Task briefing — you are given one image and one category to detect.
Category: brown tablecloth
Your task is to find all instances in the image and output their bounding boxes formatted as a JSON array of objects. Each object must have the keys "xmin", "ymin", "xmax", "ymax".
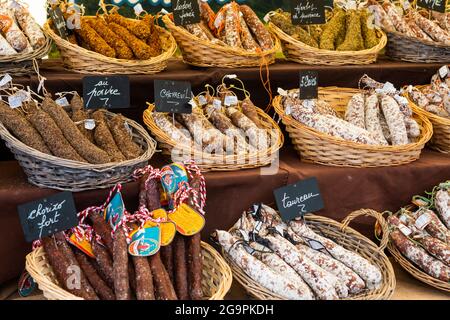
[{"xmin": 1, "ymin": 148, "xmax": 448, "ymax": 285}]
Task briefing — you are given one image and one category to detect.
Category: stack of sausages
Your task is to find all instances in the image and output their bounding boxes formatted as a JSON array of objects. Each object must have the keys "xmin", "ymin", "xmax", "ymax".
[
  {"xmin": 41, "ymin": 173, "xmax": 204, "ymax": 300},
  {"xmin": 214, "ymin": 204, "xmax": 383, "ymax": 300}
]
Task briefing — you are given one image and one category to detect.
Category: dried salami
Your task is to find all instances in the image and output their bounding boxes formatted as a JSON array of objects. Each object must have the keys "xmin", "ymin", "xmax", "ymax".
[
  {"xmin": 148, "ymin": 252, "xmax": 178, "ymax": 300},
  {"xmin": 239, "ymin": 5, "xmax": 273, "ymax": 50},
  {"xmin": 91, "ymin": 239, "xmax": 115, "ymax": 289},
  {"xmin": 435, "ymin": 189, "xmax": 450, "ymax": 229},
  {"xmin": 345, "ymin": 93, "xmax": 366, "ymax": 129},
  {"xmin": 132, "ymin": 256, "xmax": 155, "ymax": 300},
  {"xmin": 380, "ymin": 95, "xmax": 408, "ymax": 145},
  {"xmin": 173, "ymin": 234, "xmax": 190, "ymax": 300},
  {"xmin": 113, "ymin": 228, "xmax": 131, "ymax": 300}
]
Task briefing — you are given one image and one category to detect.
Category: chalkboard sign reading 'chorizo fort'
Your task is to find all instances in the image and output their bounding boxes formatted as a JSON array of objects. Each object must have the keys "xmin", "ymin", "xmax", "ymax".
[
  {"xmin": 83, "ymin": 76, "xmax": 130, "ymax": 109},
  {"xmin": 172, "ymin": 0, "xmax": 201, "ymax": 26},
  {"xmin": 18, "ymin": 192, "xmax": 79, "ymax": 243},
  {"xmin": 299, "ymin": 70, "xmax": 319, "ymax": 100},
  {"xmin": 154, "ymin": 80, "xmax": 193, "ymax": 114},
  {"xmin": 290, "ymin": 0, "xmax": 326, "ymax": 25},
  {"xmin": 274, "ymin": 177, "xmax": 324, "ymax": 221}
]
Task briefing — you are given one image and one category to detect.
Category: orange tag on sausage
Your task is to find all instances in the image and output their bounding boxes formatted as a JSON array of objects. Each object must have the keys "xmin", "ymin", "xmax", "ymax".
[
  {"xmin": 69, "ymin": 233, "xmax": 95, "ymax": 258},
  {"xmin": 151, "ymin": 209, "xmax": 176, "ymax": 246},
  {"xmin": 168, "ymin": 204, "xmax": 205, "ymax": 236}
]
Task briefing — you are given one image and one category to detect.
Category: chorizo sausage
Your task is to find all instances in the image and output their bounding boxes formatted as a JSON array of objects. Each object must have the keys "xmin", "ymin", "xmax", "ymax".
[
  {"xmin": 148, "ymin": 252, "xmax": 178, "ymax": 300},
  {"xmin": 91, "ymin": 239, "xmax": 115, "ymax": 289},
  {"xmin": 173, "ymin": 234, "xmax": 190, "ymax": 300},
  {"xmin": 132, "ymin": 256, "xmax": 155, "ymax": 300},
  {"xmin": 113, "ymin": 228, "xmax": 131, "ymax": 300}
]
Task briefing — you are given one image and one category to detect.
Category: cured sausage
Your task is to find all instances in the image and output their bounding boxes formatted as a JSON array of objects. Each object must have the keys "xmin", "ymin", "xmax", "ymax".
[
  {"xmin": 160, "ymin": 245, "xmax": 175, "ymax": 284},
  {"xmin": 92, "ymin": 110, "xmax": 126, "ymax": 163},
  {"xmin": 435, "ymin": 189, "xmax": 450, "ymax": 229},
  {"xmin": 70, "ymin": 94, "xmax": 95, "ymax": 144},
  {"xmin": 215, "ymin": 230, "xmax": 310, "ymax": 300},
  {"xmin": 113, "ymin": 228, "xmax": 131, "ymax": 300},
  {"xmin": 148, "ymin": 252, "xmax": 178, "ymax": 300},
  {"xmin": 364, "ymin": 94, "xmax": 388, "ymax": 145},
  {"xmin": 91, "ymin": 239, "xmax": 114, "ymax": 289},
  {"xmin": 0, "ymin": 5, "xmax": 31, "ymax": 53},
  {"xmin": 380, "ymin": 95, "xmax": 408, "ymax": 145},
  {"xmin": 226, "ymin": 107, "xmax": 268, "ymax": 150},
  {"xmin": 241, "ymin": 97, "xmax": 262, "ymax": 128},
  {"xmin": 223, "ymin": 3, "xmax": 242, "ymax": 48},
  {"xmin": 238, "ymin": 14, "xmax": 259, "ymax": 51},
  {"xmin": 239, "ymin": 5, "xmax": 273, "ymax": 50},
  {"xmin": 173, "ymin": 234, "xmax": 190, "ymax": 300},
  {"xmin": 13, "ymin": 1, "xmax": 46, "ymax": 49},
  {"xmin": 289, "ymin": 220, "xmax": 383, "ymax": 289},
  {"xmin": 410, "ymin": 209, "xmax": 450, "ymax": 243},
  {"xmin": 411, "ymin": 11, "xmax": 450, "ymax": 45},
  {"xmin": 345, "ymin": 93, "xmax": 366, "ymax": 129},
  {"xmin": 90, "ymin": 211, "xmax": 114, "ymax": 254},
  {"xmin": 108, "ymin": 114, "xmax": 142, "ymax": 160},
  {"xmin": 132, "ymin": 256, "xmax": 155, "ymax": 300},
  {"xmin": 74, "ymin": 250, "xmax": 115, "ymax": 300}
]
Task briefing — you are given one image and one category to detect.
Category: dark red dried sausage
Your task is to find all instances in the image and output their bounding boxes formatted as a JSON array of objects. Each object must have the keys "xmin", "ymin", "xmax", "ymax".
[
  {"xmin": 132, "ymin": 256, "xmax": 155, "ymax": 300},
  {"xmin": 160, "ymin": 245, "xmax": 174, "ymax": 284},
  {"xmin": 113, "ymin": 228, "xmax": 131, "ymax": 300},
  {"xmin": 148, "ymin": 252, "xmax": 178, "ymax": 300},
  {"xmin": 90, "ymin": 211, "xmax": 114, "ymax": 254},
  {"xmin": 173, "ymin": 234, "xmax": 189, "ymax": 300},
  {"xmin": 91, "ymin": 239, "xmax": 115, "ymax": 289}
]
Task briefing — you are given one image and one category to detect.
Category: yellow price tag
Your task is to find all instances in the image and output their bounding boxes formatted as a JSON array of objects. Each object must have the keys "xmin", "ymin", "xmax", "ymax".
[
  {"xmin": 168, "ymin": 203, "xmax": 205, "ymax": 236},
  {"xmin": 151, "ymin": 209, "xmax": 176, "ymax": 246},
  {"xmin": 69, "ymin": 233, "xmax": 95, "ymax": 258}
]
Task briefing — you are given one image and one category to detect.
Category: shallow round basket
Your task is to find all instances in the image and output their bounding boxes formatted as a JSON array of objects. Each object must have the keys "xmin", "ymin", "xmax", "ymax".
[
  {"xmin": 26, "ymin": 241, "xmax": 232, "ymax": 300},
  {"xmin": 224, "ymin": 209, "xmax": 395, "ymax": 300},
  {"xmin": 406, "ymin": 85, "xmax": 450, "ymax": 153},
  {"xmin": 273, "ymin": 87, "xmax": 433, "ymax": 168},
  {"xmin": 385, "ymin": 31, "xmax": 450, "ymax": 63},
  {"xmin": 143, "ymin": 104, "xmax": 284, "ymax": 171},
  {"xmin": 268, "ymin": 22, "xmax": 386, "ymax": 66},
  {"xmin": 163, "ymin": 15, "xmax": 280, "ymax": 68},
  {"xmin": 0, "ymin": 111, "xmax": 157, "ymax": 192},
  {"xmin": 43, "ymin": 17, "xmax": 177, "ymax": 75}
]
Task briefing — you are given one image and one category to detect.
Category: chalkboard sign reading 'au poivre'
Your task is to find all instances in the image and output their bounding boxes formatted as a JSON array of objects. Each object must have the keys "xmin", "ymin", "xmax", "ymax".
[
  {"xmin": 83, "ymin": 76, "xmax": 130, "ymax": 109},
  {"xmin": 290, "ymin": 0, "xmax": 326, "ymax": 25},
  {"xmin": 50, "ymin": 7, "xmax": 68, "ymax": 40},
  {"xmin": 299, "ymin": 71, "xmax": 319, "ymax": 100},
  {"xmin": 18, "ymin": 192, "xmax": 78, "ymax": 243},
  {"xmin": 274, "ymin": 177, "xmax": 324, "ymax": 222},
  {"xmin": 154, "ymin": 80, "xmax": 192, "ymax": 114},
  {"xmin": 417, "ymin": 0, "xmax": 446, "ymax": 13},
  {"xmin": 172, "ymin": 0, "xmax": 201, "ymax": 26}
]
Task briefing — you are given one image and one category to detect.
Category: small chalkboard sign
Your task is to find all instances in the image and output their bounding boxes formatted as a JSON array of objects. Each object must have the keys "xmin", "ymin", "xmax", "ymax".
[
  {"xmin": 18, "ymin": 192, "xmax": 78, "ymax": 243},
  {"xmin": 417, "ymin": 0, "xmax": 446, "ymax": 13},
  {"xmin": 154, "ymin": 80, "xmax": 193, "ymax": 114},
  {"xmin": 172, "ymin": 0, "xmax": 201, "ymax": 26},
  {"xmin": 324, "ymin": 0, "xmax": 334, "ymax": 9},
  {"xmin": 299, "ymin": 71, "xmax": 319, "ymax": 100},
  {"xmin": 274, "ymin": 177, "xmax": 324, "ymax": 222},
  {"xmin": 50, "ymin": 7, "xmax": 68, "ymax": 40},
  {"xmin": 83, "ymin": 76, "xmax": 130, "ymax": 109},
  {"xmin": 290, "ymin": 0, "xmax": 326, "ymax": 25}
]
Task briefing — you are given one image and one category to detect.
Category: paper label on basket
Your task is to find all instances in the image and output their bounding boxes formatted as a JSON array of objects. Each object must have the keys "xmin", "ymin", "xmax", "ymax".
[
  {"xmin": 172, "ymin": 0, "xmax": 201, "ymax": 26},
  {"xmin": 69, "ymin": 233, "xmax": 95, "ymax": 258},
  {"xmin": 290, "ymin": 0, "xmax": 326, "ymax": 25},
  {"xmin": 55, "ymin": 97, "xmax": 70, "ymax": 107},
  {"xmin": 104, "ymin": 191, "xmax": 125, "ymax": 229},
  {"xmin": 399, "ymin": 224, "xmax": 412, "ymax": 237},
  {"xmin": 168, "ymin": 203, "xmax": 205, "ymax": 236},
  {"xmin": 417, "ymin": 0, "xmax": 446, "ymax": 13},
  {"xmin": 439, "ymin": 66, "xmax": 449, "ymax": 79},
  {"xmin": 134, "ymin": 3, "xmax": 144, "ymax": 16},
  {"xmin": 198, "ymin": 95, "xmax": 208, "ymax": 106},
  {"xmin": 415, "ymin": 212, "xmax": 431, "ymax": 231},
  {"xmin": 0, "ymin": 74, "xmax": 12, "ymax": 88},
  {"xmin": 84, "ymin": 119, "xmax": 96, "ymax": 130},
  {"xmin": 17, "ymin": 192, "xmax": 78, "ymax": 242},
  {"xmin": 213, "ymin": 99, "xmax": 222, "ymax": 110},
  {"xmin": 224, "ymin": 95, "xmax": 239, "ymax": 107},
  {"xmin": 399, "ymin": 214, "xmax": 408, "ymax": 224},
  {"xmin": 128, "ymin": 223, "xmax": 161, "ymax": 257},
  {"xmin": 8, "ymin": 94, "xmax": 22, "ymax": 109}
]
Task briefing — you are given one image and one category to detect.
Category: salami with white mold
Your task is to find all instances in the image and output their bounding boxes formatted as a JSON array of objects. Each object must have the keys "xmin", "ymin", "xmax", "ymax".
[{"xmin": 435, "ymin": 189, "xmax": 450, "ymax": 229}]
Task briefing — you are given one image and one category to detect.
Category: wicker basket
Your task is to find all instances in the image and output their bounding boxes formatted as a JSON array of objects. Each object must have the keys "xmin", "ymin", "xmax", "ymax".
[
  {"xmin": 224, "ymin": 209, "xmax": 396, "ymax": 300},
  {"xmin": 268, "ymin": 22, "xmax": 387, "ymax": 66},
  {"xmin": 0, "ymin": 34, "xmax": 52, "ymax": 76},
  {"xmin": 26, "ymin": 241, "xmax": 232, "ymax": 300},
  {"xmin": 385, "ymin": 31, "xmax": 450, "ymax": 63},
  {"xmin": 43, "ymin": 17, "xmax": 177, "ymax": 75},
  {"xmin": 143, "ymin": 104, "xmax": 284, "ymax": 172},
  {"xmin": 273, "ymin": 87, "xmax": 433, "ymax": 168},
  {"xmin": 163, "ymin": 15, "xmax": 280, "ymax": 68},
  {"xmin": 0, "ymin": 111, "xmax": 157, "ymax": 192},
  {"xmin": 406, "ymin": 85, "xmax": 450, "ymax": 153}
]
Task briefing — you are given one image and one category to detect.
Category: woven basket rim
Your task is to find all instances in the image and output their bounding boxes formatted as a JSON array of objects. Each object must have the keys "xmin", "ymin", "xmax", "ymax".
[
  {"xmin": 268, "ymin": 22, "xmax": 387, "ymax": 56},
  {"xmin": 387, "ymin": 30, "xmax": 450, "ymax": 49},
  {"xmin": 0, "ymin": 29, "xmax": 52, "ymax": 63},
  {"xmin": 162, "ymin": 15, "xmax": 280, "ymax": 58},
  {"xmin": 26, "ymin": 241, "xmax": 233, "ymax": 300},
  {"xmin": 223, "ymin": 209, "xmax": 396, "ymax": 300},
  {"xmin": 406, "ymin": 85, "xmax": 450, "ymax": 126},
  {"xmin": 273, "ymin": 87, "xmax": 433, "ymax": 152},
  {"xmin": 0, "ymin": 111, "xmax": 156, "ymax": 170},
  {"xmin": 143, "ymin": 103, "xmax": 285, "ymax": 170},
  {"xmin": 43, "ymin": 17, "xmax": 177, "ymax": 67}
]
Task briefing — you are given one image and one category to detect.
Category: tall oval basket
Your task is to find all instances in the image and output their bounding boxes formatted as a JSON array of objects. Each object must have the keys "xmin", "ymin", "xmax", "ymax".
[
  {"xmin": 163, "ymin": 15, "xmax": 280, "ymax": 68},
  {"xmin": 26, "ymin": 242, "xmax": 233, "ymax": 300},
  {"xmin": 43, "ymin": 17, "xmax": 177, "ymax": 75},
  {"xmin": 273, "ymin": 87, "xmax": 433, "ymax": 167},
  {"xmin": 0, "ymin": 111, "xmax": 157, "ymax": 192},
  {"xmin": 224, "ymin": 209, "xmax": 396, "ymax": 300},
  {"xmin": 268, "ymin": 22, "xmax": 387, "ymax": 66}
]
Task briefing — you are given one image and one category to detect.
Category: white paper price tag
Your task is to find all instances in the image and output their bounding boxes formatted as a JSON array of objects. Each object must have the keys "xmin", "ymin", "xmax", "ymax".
[
  {"xmin": 224, "ymin": 95, "xmax": 238, "ymax": 106},
  {"xmin": 415, "ymin": 213, "xmax": 431, "ymax": 230},
  {"xmin": 277, "ymin": 88, "xmax": 288, "ymax": 96},
  {"xmin": 303, "ymin": 99, "xmax": 315, "ymax": 109},
  {"xmin": 308, "ymin": 239, "xmax": 326, "ymax": 251},
  {"xmin": 84, "ymin": 119, "xmax": 96, "ymax": 130},
  {"xmin": 394, "ymin": 94, "xmax": 409, "ymax": 106},
  {"xmin": 0, "ymin": 74, "xmax": 12, "ymax": 88},
  {"xmin": 382, "ymin": 82, "xmax": 397, "ymax": 95},
  {"xmin": 214, "ymin": 12, "xmax": 224, "ymax": 29},
  {"xmin": 285, "ymin": 105, "xmax": 292, "ymax": 115},
  {"xmin": 55, "ymin": 97, "xmax": 70, "ymax": 107},
  {"xmin": 134, "ymin": 3, "xmax": 144, "ymax": 16},
  {"xmin": 213, "ymin": 99, "xmax": 222, "ymax": 110},
  {"xmin": 399, "ymin": 224, "xmax": 412, "ymax": 237},
  {"xmin": 239, "ymin": 229, "xmax": 250, "ymax": 242},
  {"xmin": 197, "ymin": 95, "xmax": 208, "ymax": 106},
  {"xmin": 439, "ymin": 66, "xmax": 449, "ymax": 79},
  {"xmin": 8, "ymin": 94, "xmax": 22, "ymax": 109},
  {"xmin": 124, "ymin": 122, "xmax": 132, "ymax": 135}
]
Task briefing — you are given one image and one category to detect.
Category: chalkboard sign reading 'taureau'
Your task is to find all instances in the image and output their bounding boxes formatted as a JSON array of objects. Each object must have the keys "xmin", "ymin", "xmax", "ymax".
[
  {"xmin": 83, "ymin": 76, "xmax": 130, "ymax": 109},
  {"xmin": 417, "ymin": 0, "xmax": 446, "ymax": 13},
  {"xmin": 154, "ymin": 80, "xmax": 193, "ymax": 114},
  {"xmin": 18, "ymin": 192, "xmax": 78, "ymax": 243},
  {"xmin": 299, "ymin": 70, "xmax": 319, "ymax": 100},
  {"xmin": 290, "ymin": 0, "xmax": 326, "ymax": 25},
  {"xmin": 274, "ymin": 177, "xmax": 324, "ymax": 222},
  {"xmin": 50, "ymin": 7, "xmax": 68, "ymax": 40},
  {"xmin": 172, "ymin": 0, "xmax": 201, "ymax": 26}
]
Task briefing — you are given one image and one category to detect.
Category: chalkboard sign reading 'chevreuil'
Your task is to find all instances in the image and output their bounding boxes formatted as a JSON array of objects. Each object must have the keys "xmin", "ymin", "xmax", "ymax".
[
  {"xmin": 18, "ymin": 192, "xmax": 79, "ymax": 243},
  {"xmin": 172, "ymin": 0, "xmax": 201, "ymax": 26},
  {"xmin": 417, "ymin": 0, "xmax": 446, "ymax": 13},
  {"xmin": 154, "ymin": 80, "xmax": 193, "ymax": 114},
  {"xmin": 50, "ymin": 7, "xmax": 68, "ymax": 40},
  {"xmin": 290, "ymin": 0, "xmax": 326, "ymax": 25},
  {"xmin": 83, "ymin": 76, "xmax": 130, "ymax": 109},
  {"xmin": 274, "ymin": 177, "xmax": 324, "ymax": 222},
  {"xmin": 299, "ymin": 71, "xmax": 319, "ymax": 100}
]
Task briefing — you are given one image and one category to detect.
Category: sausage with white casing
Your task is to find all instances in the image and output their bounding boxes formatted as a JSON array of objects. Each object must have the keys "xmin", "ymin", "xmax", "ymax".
[
  {"xmin": 345, "ymin": 93, "xmax": 366, "ymax": 129},
  {"xmin": 435, "ymin": 189, "xmax": 450, "ymax": 229},
  {"xmin": 364, "ymin": 94, "xmax": 388, "ymax": 145},
  {"xmin": 380, "ymin": 95, "xmax": 408, "ymax": 145},
  {"xmin": 289, "ymin": 219, "xmax": 383, "ymax": 289}
]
